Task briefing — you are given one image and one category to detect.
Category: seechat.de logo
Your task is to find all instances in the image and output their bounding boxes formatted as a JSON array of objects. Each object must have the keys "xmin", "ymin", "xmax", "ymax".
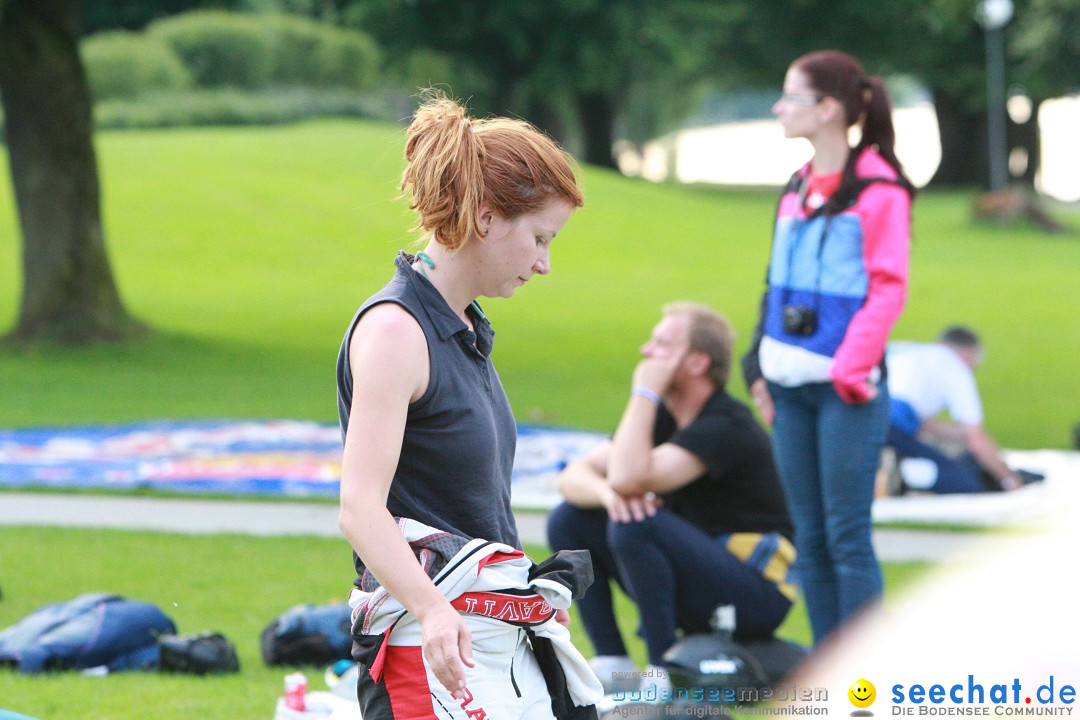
[{"xmin": 849, "ymin": 678, "xmax": 877, "ymax": 716}]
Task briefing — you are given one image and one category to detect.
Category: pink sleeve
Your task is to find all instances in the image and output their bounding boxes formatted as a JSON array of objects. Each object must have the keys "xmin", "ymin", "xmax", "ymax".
[{"xmin": 830, "ymin": 183, "xmax": 911, "ymax": 403}]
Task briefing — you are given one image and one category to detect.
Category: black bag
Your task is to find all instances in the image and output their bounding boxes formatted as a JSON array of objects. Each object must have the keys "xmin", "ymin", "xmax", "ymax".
[
  {"xmin": 158, "ymin": 632, "xmax": 240, "ymax": 675},
  {"xmin": 261, "ymin": 603, "xmax": 353, "ymax": 667}
]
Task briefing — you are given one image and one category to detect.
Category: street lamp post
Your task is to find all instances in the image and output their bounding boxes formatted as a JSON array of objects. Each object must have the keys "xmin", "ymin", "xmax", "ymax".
[{"xmin": 976, "ymin": 0, "xmax": 1014, "ymax": 192}]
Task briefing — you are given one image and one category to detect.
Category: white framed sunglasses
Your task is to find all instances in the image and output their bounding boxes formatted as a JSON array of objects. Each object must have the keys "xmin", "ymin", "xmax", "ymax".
[{"xmin": 779, "ymin": 92, "xmax": 823, "ymax": 106}]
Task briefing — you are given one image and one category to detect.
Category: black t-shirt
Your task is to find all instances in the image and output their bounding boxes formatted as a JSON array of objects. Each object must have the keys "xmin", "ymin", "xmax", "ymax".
[{"xmin": 654, "ymin": 390, "xmax": 793, "ymax": 540}]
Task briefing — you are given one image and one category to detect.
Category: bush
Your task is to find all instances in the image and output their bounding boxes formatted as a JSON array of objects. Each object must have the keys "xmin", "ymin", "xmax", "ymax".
[
  {"xmin": 147, "ymin": 10, "xmax": 380, "ymax": 92},
  {"xmin": 261, "ymin": 13, "xmax": 326, "ymax": 86},
  {"xmin": 148, "ymin": 11, "xmax": 277, "ymax": 89},
  {"xmin": 81, "ymin": 31, "xmax": 192, "ymax": 101},
  {"xmin": 92, "ymin": 88, "xmax": 388, "ymax": 130},
  {"xmin": 310, "ymin": 27, "xmax": 381, "ymax": 91},
  {"xmin": 396, "ymin": 48, "xmax": 456, "ymax": 90}
]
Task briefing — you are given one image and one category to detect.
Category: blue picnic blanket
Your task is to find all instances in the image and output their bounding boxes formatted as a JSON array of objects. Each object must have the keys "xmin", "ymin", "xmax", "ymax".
[{"xmin": 0, "ymin": 420, "xmax": 603, "ymax": 508}]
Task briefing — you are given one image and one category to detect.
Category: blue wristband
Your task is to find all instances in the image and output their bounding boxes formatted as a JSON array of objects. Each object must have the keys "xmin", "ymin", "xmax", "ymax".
[{"xmin": 631, "ymin": 387, "xmax": 662, "ymax": 405}]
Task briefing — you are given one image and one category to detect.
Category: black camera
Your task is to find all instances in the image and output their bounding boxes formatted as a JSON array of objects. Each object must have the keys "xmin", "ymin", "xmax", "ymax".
[{"xmin": 782, "ymin": 305, "xmax": 817, "ymax": 335}]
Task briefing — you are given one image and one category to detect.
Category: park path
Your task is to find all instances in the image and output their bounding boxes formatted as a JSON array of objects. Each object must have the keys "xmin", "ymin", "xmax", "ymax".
[{"xmin": 0, "ymin": 491, "xmax": 975, "ymax": 563}]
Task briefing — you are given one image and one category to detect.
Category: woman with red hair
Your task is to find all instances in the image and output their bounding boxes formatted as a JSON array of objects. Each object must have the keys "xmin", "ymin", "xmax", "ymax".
[{"xmin": 336, "ymin": 92, "xmax": 589, "ymax": 719}]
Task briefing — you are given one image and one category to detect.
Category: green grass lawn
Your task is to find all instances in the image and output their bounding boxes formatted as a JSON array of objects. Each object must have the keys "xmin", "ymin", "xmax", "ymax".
[
  {"xmin": 1, "ymin": 119, "xmax": 1078, "ymax": 448},
  {"xmin": 0, "ymin": 121, "xmax": 1069, "ymax": 719},
  {"xmin": 0, "ymin": 526, "xmax": 932, "ymax": 720}
]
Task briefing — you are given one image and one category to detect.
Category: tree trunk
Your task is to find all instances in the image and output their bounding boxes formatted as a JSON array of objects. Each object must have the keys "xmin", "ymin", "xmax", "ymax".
[
  {"xmin": 525, "ymin": 95, "xmax": 570, "ymax": 150},
  {"xmin": 574, "ymin": 91, "xmax": 618, "ymax": 170},
  {"xmin": 1007, "ymin": 96, "xmax": 1042, "ymax": 189},
  {"xmin": 0, "ymin": 0, "xmax": 144, "ymax": 344},
  {"xmin": 928, "ymin": 86, "xmax": 988, "ymax": 188}
]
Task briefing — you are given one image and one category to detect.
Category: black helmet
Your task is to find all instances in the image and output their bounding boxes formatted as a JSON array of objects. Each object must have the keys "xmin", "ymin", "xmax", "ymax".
[
  {"xmin": 662, "ymin": 632, "xmax": 768, "ymax": 696},
  {"xmin": 662, "ymin": 606, "xmax": 768, "ymax": 697}
]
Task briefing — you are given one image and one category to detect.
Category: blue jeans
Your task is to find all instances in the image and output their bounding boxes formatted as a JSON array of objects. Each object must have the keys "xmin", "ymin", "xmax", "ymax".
[
  {"xmin": 547, "ymin": 503, "xmax": 791, "ymax": 665},
  {"xmin": 768, "ymin": 381, "xmax": 889, "ymax": 644}
]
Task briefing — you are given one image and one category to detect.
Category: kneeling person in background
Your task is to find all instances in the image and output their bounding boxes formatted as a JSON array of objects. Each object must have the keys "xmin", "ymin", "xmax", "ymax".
[{"xmin": 885, "ymin": 326, "xmax": 1043, "ymax": 494}]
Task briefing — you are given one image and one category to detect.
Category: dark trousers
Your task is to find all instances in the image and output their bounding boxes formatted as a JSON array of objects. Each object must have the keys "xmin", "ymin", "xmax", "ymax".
[
  {"xmin": 546, "ymin": 503, "xmax": 791, "ymax": 665},
  {"xmin": 887, "ymin": 426, "xmax": 985, "ymax": 493}
]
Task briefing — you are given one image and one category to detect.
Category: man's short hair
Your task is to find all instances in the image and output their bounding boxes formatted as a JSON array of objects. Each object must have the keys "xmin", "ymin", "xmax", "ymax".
[
  {"xmin": 662, "ymin": 301, "xmax": 735, "ymax": 388},
  {"xmin": 939, "ymin": 325, "xmax": 981, "ymax": 349}
]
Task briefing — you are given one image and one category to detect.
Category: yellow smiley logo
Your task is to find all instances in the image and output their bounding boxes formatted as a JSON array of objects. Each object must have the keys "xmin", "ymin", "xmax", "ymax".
[{"xmin": 848, "ymin": 678, "xmax": 876, "ymax": 708}]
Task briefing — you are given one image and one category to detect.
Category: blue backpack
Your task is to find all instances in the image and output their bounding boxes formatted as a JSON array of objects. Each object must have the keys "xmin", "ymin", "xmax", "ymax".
[{"xmin": 0, "ymin": 593, "xmax": 176, "ymax": 673}]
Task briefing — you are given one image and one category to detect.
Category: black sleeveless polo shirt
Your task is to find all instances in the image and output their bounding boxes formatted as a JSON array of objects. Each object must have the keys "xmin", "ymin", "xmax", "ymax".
[{"xmin": 336, "ymin": 252, "xmax": 520, "ymax": 580}]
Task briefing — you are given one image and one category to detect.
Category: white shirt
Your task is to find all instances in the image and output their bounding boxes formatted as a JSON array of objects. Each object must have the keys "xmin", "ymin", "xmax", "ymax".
[{"xmin": 886, "ymin": 342, "xmax": 983, "ymax": 425}]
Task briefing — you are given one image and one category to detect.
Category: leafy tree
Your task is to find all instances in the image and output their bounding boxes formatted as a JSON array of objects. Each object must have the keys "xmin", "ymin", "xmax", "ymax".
[
  {"xmin": 344, "ymin": 1, "xmax": 543, "ymax": 129},
  {"xmin": 895, "ymin": 0, "xmax": 992, "ymax": 187},
  {"xmin": 528, "ymin": 1, "xmax": 737, "ymax": 167},
  {"xmin": 705, "ymin": 0, "xmax": 1074, "ymax": 188},
  {"xmin": 345, "ymin": 0, "xmax": 732, "ymax": 168},
  {"xmin": 1010, "ymin": 0, "xmax": 1080, "ymax": 186},
  {"xmin": 874, "ymin": 0, "xmax": 1078, "ymax": 188},
  {"xmin": 0, "ymin": 0, "xmax": 144, "ymax": 343},
  {"xmin": 82, "ymin": 0, "xmax": 244, "ymax": 34},
  {"xmin": 700, "ymin": 0, "xmax": 982, "ymax": 186}
]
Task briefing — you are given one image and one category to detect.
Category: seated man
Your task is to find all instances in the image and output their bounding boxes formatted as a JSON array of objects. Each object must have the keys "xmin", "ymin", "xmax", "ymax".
[
  {"xmin": 546, "ymin": 302, "xmax": 795, "ymax": 690},
  {"xmin": 885, "ymin": 325, "xmax": 1042, "ymax": 493}
]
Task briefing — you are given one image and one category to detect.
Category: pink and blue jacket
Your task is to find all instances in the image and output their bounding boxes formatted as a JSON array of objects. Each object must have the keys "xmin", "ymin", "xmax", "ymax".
[{"xmin": 749, "ymin": 148, "xmax": 910, "ymax": 401}]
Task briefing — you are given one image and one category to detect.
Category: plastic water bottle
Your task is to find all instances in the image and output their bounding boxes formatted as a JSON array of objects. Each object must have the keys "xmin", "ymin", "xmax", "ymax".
[
  {"xmin": 284, "ymin": 671, "xmax": 308, "ymax": 711},
  {"xmin": 710, "ymin": 604, "xmax": 737, "ymax": 638},
  {"xmin": 325, "ymin": 660, "xmax": 360, "ymax": 700}
]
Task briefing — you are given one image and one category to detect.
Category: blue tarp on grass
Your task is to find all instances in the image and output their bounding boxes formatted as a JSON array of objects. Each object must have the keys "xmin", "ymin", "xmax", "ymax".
[
  {"xmin": 0, "ymin": 710, "xmax": 40, "ymax": 720},
  {"xmin": 0, "ymin": 420, "xmax": 604, "ymax": 509}
]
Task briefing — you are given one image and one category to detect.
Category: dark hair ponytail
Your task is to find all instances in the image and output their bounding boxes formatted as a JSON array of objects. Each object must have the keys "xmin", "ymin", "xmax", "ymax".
[
  {"xmin": 794, "ymin": 51, "xmax": 915, "ymax": 212},
  {"xmin": 861, "ymin": 77, "xmax": 898, "ymax": 166}
]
